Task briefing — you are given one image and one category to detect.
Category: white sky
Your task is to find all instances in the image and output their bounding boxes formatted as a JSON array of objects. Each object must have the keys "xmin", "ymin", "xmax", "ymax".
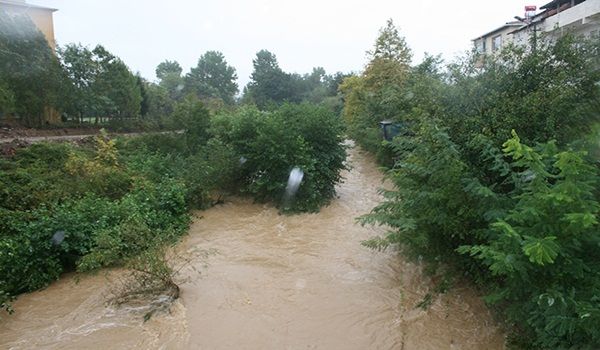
[{"xmin": 32, "ymin": 0, "xmax": 543, "ymax": 87}]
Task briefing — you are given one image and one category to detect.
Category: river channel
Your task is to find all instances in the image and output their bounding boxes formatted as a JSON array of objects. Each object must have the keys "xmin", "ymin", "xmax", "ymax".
[{"xmin": 0, "ymin": 145, "xmax": 505, "ymax": 349}]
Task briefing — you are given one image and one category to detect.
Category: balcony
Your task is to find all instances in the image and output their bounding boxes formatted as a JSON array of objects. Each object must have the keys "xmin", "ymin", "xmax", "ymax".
[{"xmin": 543, "ymin": 0, "xmax": 600, "ymax": 31}]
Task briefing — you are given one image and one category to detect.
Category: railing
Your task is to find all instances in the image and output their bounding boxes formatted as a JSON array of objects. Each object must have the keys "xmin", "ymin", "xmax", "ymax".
[{"xmin": 544, "ymin": 0, "xmax": 600, "ymax": 30}]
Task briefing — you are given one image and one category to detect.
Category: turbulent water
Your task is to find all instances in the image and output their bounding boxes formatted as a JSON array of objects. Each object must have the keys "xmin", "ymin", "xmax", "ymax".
[{"xmin": 0, "ymin": 144, "xmax": 505, "ymax": 349}]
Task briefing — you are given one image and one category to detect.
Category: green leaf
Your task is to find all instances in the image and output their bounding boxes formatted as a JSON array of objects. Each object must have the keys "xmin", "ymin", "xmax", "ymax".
[
  {"xmin": 563, "ymin": 212, "xmax": 598, "ymax": 229},
  {"xmin": 522, "ymin": 236, "xmax": 560, "ymax": 265}
]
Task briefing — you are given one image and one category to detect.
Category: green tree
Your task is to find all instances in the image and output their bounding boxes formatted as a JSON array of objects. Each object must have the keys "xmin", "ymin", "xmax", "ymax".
[
  {"xmin": 444, "ymin": 35, "xmax": 600, "ymax": 148},
  {"xmin": 136, "ymin": 74, "xmax": 150, "ymax": 117},
  {"xmin": 210, "ymin": 103, "xmax": 347, "ymax": 212},
  {"xmin": 59, "ymin": 44, "xmax": 99, "ymax": 122},
  {"xmin": 459, "ymin": 133, "xmax": 600, "ymax": 348},
  {"xmin": 0, "ymin": 10, "xmax": 66, "ymax": 126},
  {"xmin": 295, "ymin": 67, "xmax": 329, "ymax": 103},
  {"xmin": 244, "ymin": 50, "xmax": 292, "ymax": 108},
  {"xmin": 60, "ymin": 44, "xmax": 141, "ymax": 123},
  {"xmin": 172, "ymin": 95, "xmax": 211, "ymax": 152},
  {"xmin": 340, "ymin": 19, "xmax": 413, "ymax": 154},
  {"xmin": 145, "ymin": 83, "xmax": 174, "ymax": 120},
  {"xmin": 185, "ymin": 51, "xmax": 238, "ymax": 105},
  {"xmin": 362, "ymin": 18, "xmax": 412, "ymax": 121},
  {"xmin": 156, "ymin": 60, "xmax": 182, "ymax": 80},
  {"xmin": 368, "ymin": 18, "xmax": 412, "ymax": 64},
  {"xmin": 0, "ymin": 79, "xmax": 15, "ymax": 116},
  {"xmin": 355, "ymin": 31, "xmax": 600, "ymax": 349},
  {"xmin": 92, "ymin": 45, "xmax": 141, "ymax": 120},
  {"xmin": 325, "ymin": 71, "xmax": 352, "ymax": 96},
  {"xmin": 155, "ymin": 60, "xmax": 184, "ymax": 101}
]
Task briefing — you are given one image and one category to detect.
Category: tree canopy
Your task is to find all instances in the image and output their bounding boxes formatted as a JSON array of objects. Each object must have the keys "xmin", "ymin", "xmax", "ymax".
[
  {"xmin": 60, "ymin": 44, "xmax": 141, "ymax": 122},
  {"xmin": 244, "ymin": 50, "xmax": 291, "ymax": 108},
  {"xmin": 0, "ymin": 10, "xmax": 65, "ymax": 126},
  {"xmin": 184, "ymin": 51, "xmax": 238, "ymax": 105},
  {"xmin": 155, "ymin": 59, "xmax": 184, "ymax": 101}
]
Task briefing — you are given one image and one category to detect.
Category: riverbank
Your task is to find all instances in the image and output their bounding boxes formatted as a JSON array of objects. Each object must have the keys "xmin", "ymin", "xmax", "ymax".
[{"xmin": 0, "ymin": 145, "xmax": 505, "ymax": 349}]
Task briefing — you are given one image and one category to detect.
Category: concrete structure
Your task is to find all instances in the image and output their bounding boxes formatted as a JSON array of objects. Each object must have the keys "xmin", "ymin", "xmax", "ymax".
[
  {"xmin": 473, "ymin": 21, "xmax": 523, "ymax": 55},
  {"xmin": 512, "ymin": 0, "xmax": 600, "ymax": 44},
  {"xmin": 474, "ymin": 0, "xmax": 600, "ymax": 54},
  {"xmin": 0, "ymin": 0, "xmax": 57, "ymax": 50}
]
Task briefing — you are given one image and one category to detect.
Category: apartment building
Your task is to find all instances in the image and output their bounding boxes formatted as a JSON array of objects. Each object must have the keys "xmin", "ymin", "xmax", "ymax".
[
  {"xmin": 513, "ymin": 0, "xmax": 600, "ymax": 44},
  {"xmin": 473, "ymin": 21, "xmax": 523, "ymax": 55},
  {"xmin": 474, "ymin": 0, "xmax": 600, "ymax": 54}
]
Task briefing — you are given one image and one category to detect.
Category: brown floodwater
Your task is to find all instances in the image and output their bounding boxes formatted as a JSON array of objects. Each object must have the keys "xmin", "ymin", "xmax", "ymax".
[{"xmin": 0, "ymin": 144, "xmax": 505, "ymax": 349}]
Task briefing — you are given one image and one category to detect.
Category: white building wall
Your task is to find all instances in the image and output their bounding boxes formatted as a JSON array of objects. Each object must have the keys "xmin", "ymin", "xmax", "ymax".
[
  {"xmin": 517, "ymin": 0, "xmax": 600, "ymax": 42},
  {"xmin": 476, "ymin": 0, "xmax": 600, "ymax": 55},
  {"xmin": 543, "ymin": 0, "xmax": 600, "ymax": 34},
  {"xmin": 473, "ymin": 26, "xmax": 521, "ymax": 56}
]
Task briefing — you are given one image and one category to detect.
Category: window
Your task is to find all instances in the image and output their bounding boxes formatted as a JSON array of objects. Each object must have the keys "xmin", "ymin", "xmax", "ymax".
[
  {"xmin": 492, "ymin": 35, "xmax": 502, "ymax": 51},
  {"xmin": 475, "ymin": 40, "xmax": 486, "ymax": 53}
]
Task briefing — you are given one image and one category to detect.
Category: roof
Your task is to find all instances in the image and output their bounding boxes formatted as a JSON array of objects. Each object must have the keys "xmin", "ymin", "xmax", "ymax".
[
  {"xmin": 510, "ymin": 0, "xmax": 580, "ymax": 34},
  {"xmin": 540, "ymin": 0, "xmax": 573, "ymax": 10},
  {"xmin": 472, "ymin": 21, "xmax": 524, "ymax": 41},
  {"xmin": 0, "ymin": 0, "xmax": 57, "ymax": 12}
]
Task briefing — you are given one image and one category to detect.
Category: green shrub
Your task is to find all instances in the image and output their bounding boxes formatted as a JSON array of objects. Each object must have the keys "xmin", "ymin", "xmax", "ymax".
[
  {"xmin": 0, "ymin": 143, "xmax": 78, "ymax": 210},
  {"xmin": 211, "ymin": 103, "xmax": 347, "ymax": 212},
  {"xmin": 361, "ymin": 119, "xmax": 486, "ymax": 257},
  {"xmin": 119, "ymin": 133, "xmax": 187, "ymax": 156},
  {"xmin": 178, "ymin": 139, "xmax": 238, "ymax": 208},
  {"xmin": 0, "ymin": 136, "xmax": 191, "ymax": 308},
  {"xmin": 458, "ymin": 132, "xmax": 600, "ymax": 348},
  {"xmin": 0, "ymin": 176, "xmax": 190, "ymax": 298},
  {"xmin": 353, "ymin": 28, "xmax": 600, "ymax": 349},
  {"xmin": 173, "ymin": 95, "xmax": 212, "ymax": 153},
  {"xmin": 0, "ymin": 101, "xmax": 347, "ymax": 313},
  {"xmin": 362, "ymin": 122, "xmax": 600, "ymax": 347}
]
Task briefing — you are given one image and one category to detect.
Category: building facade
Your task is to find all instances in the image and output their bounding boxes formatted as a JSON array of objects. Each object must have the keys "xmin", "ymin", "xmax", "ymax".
[
  {"xmin": 0, "ymin": 0, "xmax": 57, "ymax": 50},
  {"xmin": 513, "ymin": 0, "xmax": 600, "ymax": 45},
  {"xmin": 473, "ymin": 21, "xmax": 523, "ymax": 55},
  {"xmin": 474, "ymin": 0, "xmax": 600, "ymax": 55}
]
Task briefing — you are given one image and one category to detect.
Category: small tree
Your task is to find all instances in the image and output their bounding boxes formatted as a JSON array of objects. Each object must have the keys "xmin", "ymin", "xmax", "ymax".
[{"xmin": 340, "ymin": 19, "xmax": 413, "ymax": 154}]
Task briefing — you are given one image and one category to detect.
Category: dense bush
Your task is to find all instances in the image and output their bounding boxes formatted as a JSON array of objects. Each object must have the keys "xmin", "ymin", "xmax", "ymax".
[
  {"xmin": 364, "ymin": 125, "xmax": 600, "ymax": 347},
  {"xmin": 211, "ymin": 103, "xmax": 347, "ymax": 212},
  {"xmin": 443, "ymin": 35, "xmax": 600, "ymax": 149},
  {"xmin": 1, "ymin": 100, "xmax": 348, "ymax": 313},
  {"xmin": 460, "ymin": 133, "xmax": 600, "ymax": 348},
  {"xmin": 0, "ymin": 136, "xmax": 192, "ymax": 309},
  {"xmin": 350, "ymin": 21, "xmax": 600, "ymax": 348}
]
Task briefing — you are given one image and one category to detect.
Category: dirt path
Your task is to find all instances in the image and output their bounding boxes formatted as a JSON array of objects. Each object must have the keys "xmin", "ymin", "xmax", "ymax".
[{"xmin": 0, "ymin": 130, "xmax": 181, "ymax": 144}]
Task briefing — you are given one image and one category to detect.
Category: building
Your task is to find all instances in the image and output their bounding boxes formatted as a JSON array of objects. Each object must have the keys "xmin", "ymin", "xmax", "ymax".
[
  {"xmin": 474, "ymin": 0, "xmax": 600, "ymax": 55},
  {"xmin": 0, "ymin": 0, "xmax": 59, "ymax": 123},
  {"xmin": 473, "ymin": 21, "xmax": 524, "ymax": 55},
  {"xmin": 512, "ymin": 0, "xmax": 600, "ymax": 45},
  {"xmin": 0, "ymin": 0, "xmax": 57, "ymax": 50}
]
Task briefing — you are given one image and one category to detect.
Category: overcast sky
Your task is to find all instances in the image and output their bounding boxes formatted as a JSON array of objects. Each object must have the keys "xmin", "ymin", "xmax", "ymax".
[{"xmin": 32, "ymin": 0, "xmax": 542, "ymax": 87}]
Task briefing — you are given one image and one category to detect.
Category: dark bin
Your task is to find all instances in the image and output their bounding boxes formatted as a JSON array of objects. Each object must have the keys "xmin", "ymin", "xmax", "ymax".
[{"xmin": 379, "ymin": 120, "xmax": 406, "ymax": 141}]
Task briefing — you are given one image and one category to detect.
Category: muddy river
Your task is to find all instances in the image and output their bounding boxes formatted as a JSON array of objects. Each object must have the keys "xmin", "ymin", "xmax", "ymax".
[{"xmin": 0, "ymin": 145, "xmax": 505, "ymax": 349}]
